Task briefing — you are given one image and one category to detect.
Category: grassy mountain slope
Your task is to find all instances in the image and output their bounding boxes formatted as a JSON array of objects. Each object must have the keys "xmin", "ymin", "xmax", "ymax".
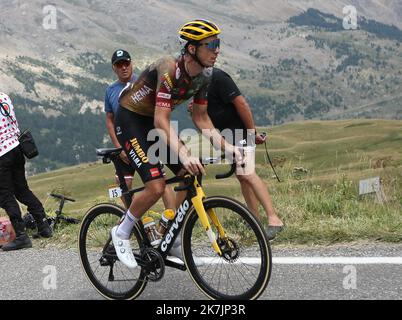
[{"xmin": 1, "ymin": 120, "xmax": 400, "ymax": 245}]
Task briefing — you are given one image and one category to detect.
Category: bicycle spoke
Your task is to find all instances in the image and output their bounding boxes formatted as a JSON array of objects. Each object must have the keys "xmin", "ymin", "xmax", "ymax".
[
  {"xmin": 184, "ymin": 198, "xmax": 271, "ymax": 299},
  {"xmin": 79, "ymin": 205, "xmax": 147, "ymax": 299}
]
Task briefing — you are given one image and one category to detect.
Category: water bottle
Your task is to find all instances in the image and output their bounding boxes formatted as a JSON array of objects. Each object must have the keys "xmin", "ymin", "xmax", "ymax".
[
  {"xmin": 156, "ymin": 209, "xmax": 175, "ymax": 237},
  {"xmin": 142, "ymin": 216, "xmax": 161, "ymax": 246}
]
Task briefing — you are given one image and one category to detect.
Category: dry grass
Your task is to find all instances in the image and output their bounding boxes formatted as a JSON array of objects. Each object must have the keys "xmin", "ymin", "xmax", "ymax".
[{"xmin": 1, "ymin": 120, "xmax": 401, "ymax": 247}]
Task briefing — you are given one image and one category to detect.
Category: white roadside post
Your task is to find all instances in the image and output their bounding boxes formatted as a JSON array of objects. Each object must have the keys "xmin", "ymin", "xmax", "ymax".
[{"xmin": 359, "ymin": 177, "xmax": 386, "ymax": 203}]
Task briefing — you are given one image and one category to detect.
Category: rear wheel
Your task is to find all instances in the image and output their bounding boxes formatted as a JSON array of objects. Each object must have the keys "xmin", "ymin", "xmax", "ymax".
[
  {"xmin": 78, "ymin": 203, "xmax": 147, "ymax": 300},
  {"xmin": 182, "ymin": 196, "xmax": 271, "ymax": 300}
]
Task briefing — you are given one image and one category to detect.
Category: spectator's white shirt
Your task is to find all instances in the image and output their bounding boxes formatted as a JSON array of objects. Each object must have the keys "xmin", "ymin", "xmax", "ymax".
[{"xmin": 0, "ymin": 93, "xmax": 20, "ymax": 157}]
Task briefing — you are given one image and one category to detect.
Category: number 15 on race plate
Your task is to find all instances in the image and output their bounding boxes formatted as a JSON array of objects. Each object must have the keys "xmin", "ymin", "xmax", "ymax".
[{"xmin": 108, "ymin": 185, "xmax": 122, "ymax": 199}]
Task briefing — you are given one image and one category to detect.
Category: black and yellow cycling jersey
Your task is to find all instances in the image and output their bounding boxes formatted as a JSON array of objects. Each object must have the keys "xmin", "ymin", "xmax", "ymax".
[
  {"xmin": 116, "ymin": 55, "xmax": 213, "ymax": 183},
  {"xmin": 119, "ymin": 55, "xmax": 212, "ymax": 117}
]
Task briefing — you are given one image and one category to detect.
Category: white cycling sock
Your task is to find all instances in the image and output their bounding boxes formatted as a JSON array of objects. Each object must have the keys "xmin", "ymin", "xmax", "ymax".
[{"xmin": 116, "ymin": 209, "xmax": 139, "ymax": 240}]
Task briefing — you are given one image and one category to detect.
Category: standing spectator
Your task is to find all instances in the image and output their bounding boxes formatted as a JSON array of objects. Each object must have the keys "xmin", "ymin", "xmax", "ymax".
[
  {"xmin": 105, "ymin": 49, "xmax": 137, "ymax": 207},
  {"xmin": 0, "ymin": 93, "xmax": 52, "ymax": 251},
  {"xmin": 203, "ymin": 67, "xmax": 284, "ymax": 240}
]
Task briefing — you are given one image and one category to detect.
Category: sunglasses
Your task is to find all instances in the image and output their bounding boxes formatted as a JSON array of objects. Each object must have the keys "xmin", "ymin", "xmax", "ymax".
[
  {"xmin": 198, "ymin": 38, "xmax": 220, "ymax": 51},
  {"xmin": 114, "ymin": 60, "xmax": 131, "ymax": 68}
]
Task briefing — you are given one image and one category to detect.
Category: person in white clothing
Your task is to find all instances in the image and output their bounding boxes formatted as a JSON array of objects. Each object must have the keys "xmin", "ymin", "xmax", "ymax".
[{"xmin": 0, "ymin": 93, "xmax": 52, "ymax": 251}]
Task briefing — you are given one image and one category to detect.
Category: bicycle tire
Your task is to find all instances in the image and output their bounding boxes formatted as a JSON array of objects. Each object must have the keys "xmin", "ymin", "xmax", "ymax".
[
  {"xmin": 78, "ymin": 203, "xmax": 148, "ymax": 300},
  {"xmin": 182, "ymin": 196, "xmax": 272, "ymax": 300}
]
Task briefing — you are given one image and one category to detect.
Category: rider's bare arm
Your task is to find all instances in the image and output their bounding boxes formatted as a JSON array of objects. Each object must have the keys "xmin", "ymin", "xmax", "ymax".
[
  {"xmin": 106, "ymin": 112, "xmax": 129, "ymax": 164},
  {"xmin": 191, "ymin": 102, "xmax": 240, "ymax": 159},
  {"xmin": 232, "ymin": 96, "xmax": 256, "ymax": 133},
  {"xmin": 154, "ymin": 107, "xmax": 205, "ymax": 176},
  {"xmin": 105, "ymin": 112, "xmax": 121, "ymax": 148}
]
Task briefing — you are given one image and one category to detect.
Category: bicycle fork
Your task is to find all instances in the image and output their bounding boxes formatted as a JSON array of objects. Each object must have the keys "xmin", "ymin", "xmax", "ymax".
[{"xmin": 191, "ymin": 178, "xmax": 227, "ymax": 257}]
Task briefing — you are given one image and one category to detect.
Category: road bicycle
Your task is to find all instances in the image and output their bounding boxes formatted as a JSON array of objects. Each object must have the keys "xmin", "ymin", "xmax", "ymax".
[
  {"xmin": 47, "ymin": 193, "xmax": 80, "ymax": 228},
  {"xmin": 78, "ymin": 147, "xmax": 272, "ymax": 300},
  {"xmin": 24, "ymin": 193, "xmax": 80, "ymax": 233}
]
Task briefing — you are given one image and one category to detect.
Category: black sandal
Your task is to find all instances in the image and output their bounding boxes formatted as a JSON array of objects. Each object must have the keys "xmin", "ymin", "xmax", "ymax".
[{"xmin": 265, "ymin": 225, "xmax": 284, "ymax": 240}]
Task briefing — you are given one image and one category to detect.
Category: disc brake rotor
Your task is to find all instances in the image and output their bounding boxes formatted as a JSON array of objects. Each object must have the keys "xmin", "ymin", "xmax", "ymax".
[{"xmin": 218, "ymin": 237, "xmax": 240, "ymax": 262}]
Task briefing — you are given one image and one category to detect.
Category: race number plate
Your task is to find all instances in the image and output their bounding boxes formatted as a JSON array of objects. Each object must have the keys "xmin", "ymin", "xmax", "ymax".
[{"xmin": 108, "ymin": 186, "xmax": 122, "ymax": 199}]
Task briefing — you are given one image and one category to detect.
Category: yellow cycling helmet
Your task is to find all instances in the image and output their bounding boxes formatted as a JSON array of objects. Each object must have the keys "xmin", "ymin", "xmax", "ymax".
[{"xmin": 179, "ymin": 19, "xmax": 221, "ymax": 42}]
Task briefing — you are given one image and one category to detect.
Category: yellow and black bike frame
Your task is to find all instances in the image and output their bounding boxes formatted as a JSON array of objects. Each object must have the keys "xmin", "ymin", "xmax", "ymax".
[
  {"xmin": 189, "ymin": 175, "xmax": 229, "ymax": 256},
  {"xmin": 128, "ymin": 171, "xmax": 233, "ymax": 263}
]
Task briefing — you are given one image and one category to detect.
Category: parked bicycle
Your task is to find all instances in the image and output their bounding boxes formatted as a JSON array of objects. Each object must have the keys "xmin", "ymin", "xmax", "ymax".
[
  {"xmin": 78, "ymin": 147, "xmax": 272, "ymax": 300},
  {"xmin": 47, "ymin": 193, "xmax": 80, "ymax": 227},
  {"xmin": 24, "ymin": 193, "xmax": 80, "ymax": 234}
]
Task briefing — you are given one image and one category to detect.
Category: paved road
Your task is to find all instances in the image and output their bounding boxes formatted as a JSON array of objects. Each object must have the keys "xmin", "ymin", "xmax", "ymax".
[{"xmin": 0, "ymin": 243, "xmax": 401, "ymax": 300}]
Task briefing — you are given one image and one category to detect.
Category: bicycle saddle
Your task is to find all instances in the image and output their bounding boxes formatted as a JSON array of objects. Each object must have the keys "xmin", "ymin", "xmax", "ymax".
[{"xmin": 96, "ymin": 147, "xmax": 123, "ymax": 157}]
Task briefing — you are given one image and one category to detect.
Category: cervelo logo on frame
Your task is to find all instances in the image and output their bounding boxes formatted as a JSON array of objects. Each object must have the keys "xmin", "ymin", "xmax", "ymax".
[{"xmin": 161, "ymin": 200, "xmax": 190, "ymax": 252}]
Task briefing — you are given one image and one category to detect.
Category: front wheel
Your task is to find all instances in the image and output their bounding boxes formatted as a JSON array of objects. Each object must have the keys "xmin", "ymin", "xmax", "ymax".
[
  {"xmin": 78, "ymin": 203, "xmax": 148, "ymax": 300},
  {"xmin": 182, "ymin": 196, "xmax": 272, "ymax": 300}
]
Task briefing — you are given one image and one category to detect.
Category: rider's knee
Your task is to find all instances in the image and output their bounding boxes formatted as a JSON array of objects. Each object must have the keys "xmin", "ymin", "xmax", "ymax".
[{"xmin": 147, "ymin": 179, "xmax": 166, "ymax": 198}]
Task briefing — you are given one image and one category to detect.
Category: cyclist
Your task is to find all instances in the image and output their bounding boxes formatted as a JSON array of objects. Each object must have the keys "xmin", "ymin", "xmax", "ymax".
[
  {"xmin": 111, "ymin": 19, "xmax": 242, "ymax": 268},
  {"xmin": 105, "ymin": 49, "xmax": 175, "ymax": 209}
]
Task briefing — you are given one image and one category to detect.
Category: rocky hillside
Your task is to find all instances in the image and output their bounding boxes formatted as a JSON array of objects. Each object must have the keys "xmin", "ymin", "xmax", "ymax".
[{"xmin": 1, "ymin": 0, "xmax": 402, "ymax": 173}]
